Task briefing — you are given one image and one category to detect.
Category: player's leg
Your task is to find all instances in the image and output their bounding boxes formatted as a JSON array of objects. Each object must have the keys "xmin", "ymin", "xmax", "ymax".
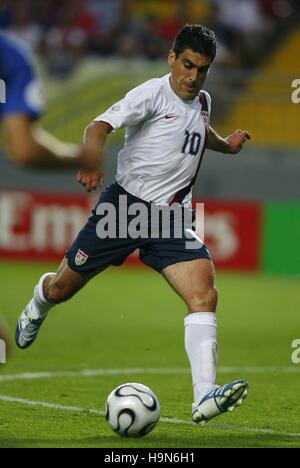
[
  {"xmin": 162, "ymin": 257, "xmax": 218, "ymax": 312},
  {"xmin": 16, "ymin": 182, "xmax": 145, "ymax": 349},
  {"xmin": 162, "ymin": 258, "xmax": 219, "ymax": 400},
  {"xmin": 42, "ymin": 258, "xmax": 107, "ymax": 304},
  {"xmin": 16, "ymin": 258, "xmax": 107, "ymax": 349},
  {"xmin": 161, "ymin": 258, "xmax": 248, "ymax": 426}
]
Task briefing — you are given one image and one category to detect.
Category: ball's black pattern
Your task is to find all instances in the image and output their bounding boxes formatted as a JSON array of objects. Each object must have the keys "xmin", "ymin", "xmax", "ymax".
[
  {"xmin": 115, "ymin": 384, "xmax": 158, "ymax": 411},
  {"xmin": 116, "ymin": 408, "xmax": 136, "ymax": 437}
]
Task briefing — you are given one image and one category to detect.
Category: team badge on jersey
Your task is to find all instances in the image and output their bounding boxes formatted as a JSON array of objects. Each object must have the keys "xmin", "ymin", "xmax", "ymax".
[
  {"xmin": 200, "ymin": 91, "xmax": 210, "ymax": 131},
  {"xmin": 200, "ymin": 110, "xmax": 210, "ymax": 130},
  {"xmin": 75, "ymin": 249, "xmax": 89, "ymax": 266}
]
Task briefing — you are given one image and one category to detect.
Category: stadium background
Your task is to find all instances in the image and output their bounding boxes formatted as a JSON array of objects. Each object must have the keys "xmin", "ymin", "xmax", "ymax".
[
  {"xmin": 1, "ymin": 0, "xmax": 300, "ymax": 274},
  {"xmin": 0, "ymin": 0, "xmax": 300, "ymax": 448}
]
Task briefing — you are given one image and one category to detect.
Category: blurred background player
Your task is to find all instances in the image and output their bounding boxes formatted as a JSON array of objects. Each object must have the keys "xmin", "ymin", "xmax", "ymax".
[
  {"xmin": 0, "ymin": 14, "xmax": 102, "ymax": 350},
  {"xmin": 0, "ymin": 29, "xmax": 101, "ymax": 171}
]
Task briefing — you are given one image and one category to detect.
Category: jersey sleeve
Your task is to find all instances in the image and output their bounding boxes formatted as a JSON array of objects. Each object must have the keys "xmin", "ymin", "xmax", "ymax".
[
  {"xmin": 1, "ymin": 74, "xmax": 45, "ymax": 120},
  {"xmin": 0, "ymin": 38, "xmax": 45, "ymax": 119},
  {"xmin": 93, "ymin": 81, "xmax": 158, "ymax": 131},
  {"xmin": 201, "ymin": 90, "xmax": 212, "ymax": 115}
]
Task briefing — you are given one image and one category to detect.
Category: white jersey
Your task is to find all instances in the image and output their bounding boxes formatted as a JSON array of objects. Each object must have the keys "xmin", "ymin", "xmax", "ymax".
[{"xmin": 94, "ymin": 73, "xmax": 211, "ymax": 206}]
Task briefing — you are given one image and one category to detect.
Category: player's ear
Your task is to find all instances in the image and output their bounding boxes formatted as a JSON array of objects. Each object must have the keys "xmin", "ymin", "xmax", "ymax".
[{"xmin": 168, "ymin": 50, "xmax": 176, "ymax": 69}]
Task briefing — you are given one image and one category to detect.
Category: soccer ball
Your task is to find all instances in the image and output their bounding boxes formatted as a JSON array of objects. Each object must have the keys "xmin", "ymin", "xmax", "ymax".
[{"xmin": 105, "ymin": 383, "xmax": 160, "ymax": 438}]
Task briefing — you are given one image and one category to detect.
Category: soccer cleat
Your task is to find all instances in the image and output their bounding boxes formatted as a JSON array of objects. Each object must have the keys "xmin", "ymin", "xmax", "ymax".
[
  {"xmin": 15, "ymin": 300, "xmax": 47, "ymax": 349},
  {"xmin": 192, "ymin": 379, "xmax": 248, "ymax": 427}
]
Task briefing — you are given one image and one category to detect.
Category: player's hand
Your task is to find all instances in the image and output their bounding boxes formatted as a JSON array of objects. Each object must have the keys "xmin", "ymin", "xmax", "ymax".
[
  {"xmin": 225, "ymin": 129, "xmax": 251, "ymax": 154},
  {"xmin": 76, "ymin": 169, "xmax": 104, "ymax": 192}
]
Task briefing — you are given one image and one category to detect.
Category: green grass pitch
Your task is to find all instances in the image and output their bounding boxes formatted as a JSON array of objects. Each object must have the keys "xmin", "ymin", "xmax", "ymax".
[{"xmin": 0, "ymin": 261, "xmax": 299, "ymax": 448}]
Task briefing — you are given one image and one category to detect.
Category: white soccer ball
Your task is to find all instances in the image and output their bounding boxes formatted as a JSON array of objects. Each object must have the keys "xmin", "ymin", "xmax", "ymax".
[{"xmin": 105, "ymin": 383, "xmax": 160, "ymax": 438}]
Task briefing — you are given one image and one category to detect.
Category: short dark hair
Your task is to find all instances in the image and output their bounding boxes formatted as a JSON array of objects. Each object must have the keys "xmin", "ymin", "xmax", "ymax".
[{"xmin": 172, "ymin": 24, "xmax": 217, "ymax": 61}]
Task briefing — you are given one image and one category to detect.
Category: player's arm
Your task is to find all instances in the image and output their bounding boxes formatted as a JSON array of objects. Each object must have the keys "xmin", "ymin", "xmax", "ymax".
[
  {"xmin": 2, "ymin": 114, "xmax": 102, "ymax": 170},
  {"xmin": 206, "ymin": 126, "xmax": 251, "ymax": 154},
  {"xmin": 76, "ymin": 83, "xmax": 155, "ymax": 191},
  {"xmin": 76, "ymin": 120, "xmax": 113, "ymax": 192}
]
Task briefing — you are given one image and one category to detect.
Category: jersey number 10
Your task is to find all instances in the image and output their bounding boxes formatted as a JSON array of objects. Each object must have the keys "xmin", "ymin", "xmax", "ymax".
[{"xmin": 182, "ymin": 131, "xmax": 201, "ymax": 156}]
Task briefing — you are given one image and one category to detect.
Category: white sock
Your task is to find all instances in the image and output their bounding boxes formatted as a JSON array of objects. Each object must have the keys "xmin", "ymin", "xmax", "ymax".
[
  {"xmin": 184, "ymin": 312, "xmax": 218, "ymax": 404},
  {"xmin": 31, "ymin": 273, "xmax": 56, "ymax": 320}
]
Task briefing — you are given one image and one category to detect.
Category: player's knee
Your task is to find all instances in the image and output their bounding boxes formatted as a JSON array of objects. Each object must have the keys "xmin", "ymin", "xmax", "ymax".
[
  {"xmin": 189, "ymin": 286, "xmax": 218, "ymax": 312},
  {"xmin": 210, "ymin": 286, "xmax": 218, "ymax": 310}
]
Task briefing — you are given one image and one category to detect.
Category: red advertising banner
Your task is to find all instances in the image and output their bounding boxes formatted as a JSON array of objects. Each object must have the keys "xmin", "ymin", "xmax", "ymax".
[
  {"xmin": 196, "ymin": 199, "xmax": 261, "ymax": 271},
  {"xmin": 0, "ymin": 190, "xmax": 261, "ymax": 271},
  {"xmin": 0, "ymin": 190, "xmax": 94, "ymax": 262}
]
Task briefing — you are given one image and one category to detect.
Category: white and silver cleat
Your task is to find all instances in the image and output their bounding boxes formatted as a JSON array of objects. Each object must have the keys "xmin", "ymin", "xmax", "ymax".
[
  {"xmin": 15, "ymin": 300, "xmax": 47, "ymax": 349},
  {"xmin": 192, "ymin": 379, "xmax": 248, "ymax": 426}
]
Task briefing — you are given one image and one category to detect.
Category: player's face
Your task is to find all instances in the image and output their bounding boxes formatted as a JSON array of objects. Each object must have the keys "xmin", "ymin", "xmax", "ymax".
[{"xmin": 168, "ymin": 49, "xmax": 212, "ymax": 101}]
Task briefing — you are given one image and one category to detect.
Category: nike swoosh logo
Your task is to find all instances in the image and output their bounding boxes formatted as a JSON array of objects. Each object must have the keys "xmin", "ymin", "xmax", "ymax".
[{"xmin": 165, "ymin": 115, "xmax": 177, "ymax": 119}]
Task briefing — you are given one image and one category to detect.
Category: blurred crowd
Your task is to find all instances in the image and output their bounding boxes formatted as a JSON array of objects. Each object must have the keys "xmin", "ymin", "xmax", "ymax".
[{"xmin": 0, "ymin": 0, "xmax": 299, "ymax": 76}]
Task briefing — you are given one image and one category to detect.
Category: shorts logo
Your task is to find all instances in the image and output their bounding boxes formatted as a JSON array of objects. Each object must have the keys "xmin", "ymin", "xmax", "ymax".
[{"xmin": 75, "ymin": 249, "xmax": 89, "ymax": 266}]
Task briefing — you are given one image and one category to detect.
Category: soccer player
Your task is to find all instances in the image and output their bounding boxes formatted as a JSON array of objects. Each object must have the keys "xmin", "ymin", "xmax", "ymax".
[
  {"xmin": 16, "ymin": 25, "xmax": 251, "ymax": 426},
  {"xmin": 0, "ymin": 29, "xmax": 101, "ymax": 354},
  {"xmin": 0, "ymin": 30, "xmax": 100, "ymax": 171}
]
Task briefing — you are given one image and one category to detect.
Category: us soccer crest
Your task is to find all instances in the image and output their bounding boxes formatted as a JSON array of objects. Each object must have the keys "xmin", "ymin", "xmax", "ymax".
[{"xmin": 75, "ymin": 249, "xmax": 89, "ymax": 266}]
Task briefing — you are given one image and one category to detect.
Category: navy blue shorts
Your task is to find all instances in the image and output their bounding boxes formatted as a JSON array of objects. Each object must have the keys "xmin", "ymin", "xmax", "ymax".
[{"xmin": 66, "ymin": 183, "xmax": 211, "ymax": 274}]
